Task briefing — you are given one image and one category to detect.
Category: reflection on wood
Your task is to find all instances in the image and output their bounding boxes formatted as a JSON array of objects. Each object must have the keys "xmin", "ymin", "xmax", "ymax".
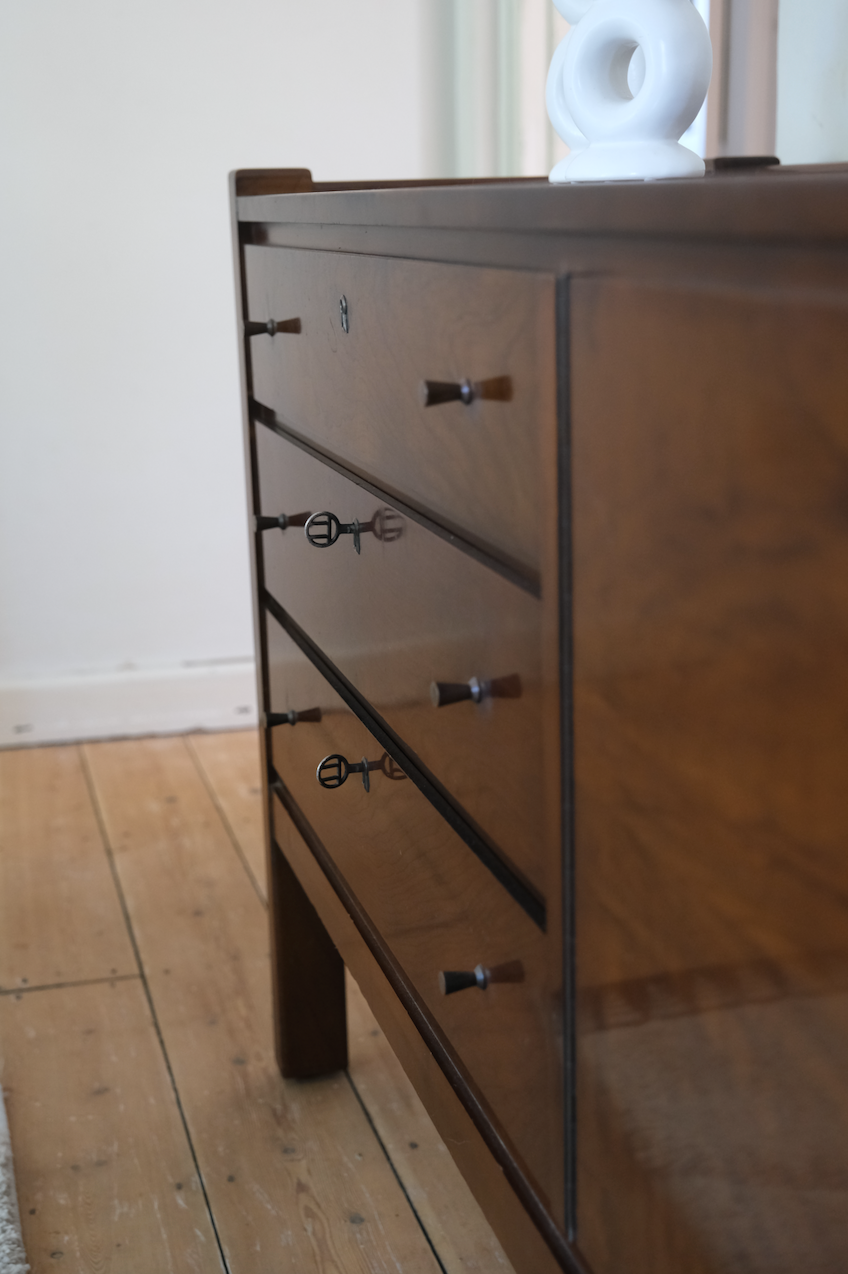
[
  {"xmin": 257, "ymin": 426, "xmax": 548, "ymax": 898},
  {"xmin": 265, "ymin": 613, "xmax": 564, "ymax": 1220},
  {"xmin": 580, "ymin": 993, "xmax": 848, "ymax": 1274},
  {"xmin": 245, "ymin": 246, "xmax": 555, "ymax": 571},
  {"xmin": 579, "ymin": 949, "xmax": 848, "ymax": 1034},
  {"xmin": 572, "ymin": 278, "xmax": 848, "ymax": 1273}
]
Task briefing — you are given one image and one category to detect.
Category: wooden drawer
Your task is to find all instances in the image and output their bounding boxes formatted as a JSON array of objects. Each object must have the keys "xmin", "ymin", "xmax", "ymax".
[
  {"xmin": 244, "ymin": 245, "xmax": 556, "ymax": 576},
  {"xmin": 265, "ymin": 614, "xmax": 564, "ymax": 1215},
  {"xmin": 257, "ymin": 424, "xmax": 552, "ymax": 902}
]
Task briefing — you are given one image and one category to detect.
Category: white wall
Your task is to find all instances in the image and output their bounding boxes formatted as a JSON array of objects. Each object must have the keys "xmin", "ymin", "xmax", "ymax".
[
  {"xmin": 776, "ymin": 0, "xmax": 848, "ymax": 163},
  {"xmin": 0, "ymin": 0, "xmax": 432, "ymax": 746}
]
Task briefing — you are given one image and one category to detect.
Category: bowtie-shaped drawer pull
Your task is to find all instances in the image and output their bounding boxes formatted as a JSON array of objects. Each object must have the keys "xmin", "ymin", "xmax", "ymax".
[
  {"xmin": 254, "ymin": 511, "xmax": 311, "ymax": 532},
  {"xmin": 263, "ymin": 707, "xmax": 322, "ymax": 727},
  {"xmin": 316, "ymin": 750, "xmax": 407, "ymax": 794},
  {"xmin": 244, "ymin": 317, "xmax": 302, "ymax": 337},
  {"xmin": 439, "ymin": 960, "xmax": 525, "ymax": 996},
  {"xmin": 430, "ymin": 673, "xmax": 522, "ymax": 708},
  {"xmin": 420, "ymin": 376, "xmax": 513, "ymax": 408},
  {"xmin": 305, "ymin": 507, "xmax": 404, "ymax": 554}
]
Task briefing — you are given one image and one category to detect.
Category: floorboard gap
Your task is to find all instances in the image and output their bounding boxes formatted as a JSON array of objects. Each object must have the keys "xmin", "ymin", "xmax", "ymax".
[
  {"xmin": 78, "ymin": 743, "xmax": 233, "ymax": 1274},
  {"xmin": 344, "ymin": 1069, "xmax": 450, "ymax": 1274}
]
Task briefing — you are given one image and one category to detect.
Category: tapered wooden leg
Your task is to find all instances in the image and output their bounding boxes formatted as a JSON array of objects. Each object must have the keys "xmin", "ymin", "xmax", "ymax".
[{"xmin": 268, "ymin": 839, "xmax": 348, "ymax": 1078}]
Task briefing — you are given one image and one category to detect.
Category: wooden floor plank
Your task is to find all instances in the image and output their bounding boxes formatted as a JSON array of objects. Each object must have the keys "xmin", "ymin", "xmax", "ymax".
[
  {"xmin": 185, "ymin": 731, "xmax": 266, "ymax": 901},
  {"xmin": 0, "ymin": 979, "xmax": 220, "ymax": 1273},
  {"xmin": 83, "ymin": 736, "xmax": 443, "ymax": 1274},
  {"xmin": 346, "ymin": 973, "xmax": 518, "ymax": 1274},
  {"xmin": 0, "ymin": 746, "xmax": 136, "ymax": 992}
]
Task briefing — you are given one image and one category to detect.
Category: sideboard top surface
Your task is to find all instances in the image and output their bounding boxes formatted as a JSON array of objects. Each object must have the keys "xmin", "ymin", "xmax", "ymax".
[{"xmin": 235, "ymin": 165, "xmax": 848, "ymax": 246}]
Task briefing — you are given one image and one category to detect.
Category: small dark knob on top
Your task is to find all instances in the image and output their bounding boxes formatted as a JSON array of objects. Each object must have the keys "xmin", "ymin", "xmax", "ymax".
[
  {"xmin": 264, "ymin": 708, "xmax": 322, "ymax": 727},
  {"xmin": 255, "ymin": 511, "xmax": 311, "ymax": 532},
  {"xmin": 439, "ymin": 970, "xmax": 481, "ymax": 995},
  {"xmin": 430, "ymin": 673, "xmax": 522, "ymax": 708},
  {"xmin": 439, "ymin": 961, "xmax": 524, "ymax": 995},
  {"xmin": 244, "ymin": 317, "xmax": 302, "ymax": 337},
  {"xmin": 420, "ymin": 376, "xmax": 512, "ymax": 408}
]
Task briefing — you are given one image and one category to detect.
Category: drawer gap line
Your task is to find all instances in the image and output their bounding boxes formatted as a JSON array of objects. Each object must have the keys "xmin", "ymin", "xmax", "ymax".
[
  {"xmin": 262, "ymin": 589, "xmax": 546, "ymax": 930},
  {"xmin": 267, "ymin": 797, "xmax": 583, "ymax": 1274},
  {"xmin": 251, "ymin": 401, "xmax": 542, "ymax": 598}
]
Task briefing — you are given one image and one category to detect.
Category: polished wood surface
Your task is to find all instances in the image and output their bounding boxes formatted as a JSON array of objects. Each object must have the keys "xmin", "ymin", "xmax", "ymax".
[
  {"xmin": 268, "ymin": 842, "xmax": 347, "ymax": 1078},
  {"xmin": 244, "ymin": 246, "xmax": 555, "ymax": 573},
  {"xmin": 266, "ymin": 615, "xmax": 564, "ymax": 1217},
  {"xmin": 236, "ymin": 165, "xmax": 848, "ymax": 1274},
  {"xmin": 236, "ymin": 164, "xmax": 848, "ymax": 246},
  {"xmin": 571, "ymin": 277, "xmax": 848, "ymax": 1273},
  {"xmin": 271, "ymin": 785, "xmax": 565, "ymax": 1274},
  {"xmin": 257, "ymin": 426, "xmax": 548, "ymax": 898}
]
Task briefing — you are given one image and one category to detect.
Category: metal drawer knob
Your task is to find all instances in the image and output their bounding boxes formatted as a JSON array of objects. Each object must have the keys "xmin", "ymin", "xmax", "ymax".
[
  {"xmin": 254, "ymin": 511, "xmax": 311, "ymax": 532},
  {"xmin": 244, "ymin": 317, "xmax": 302, "ymax": 337},
  {"xmin": 430, "ymin": 673, "xmax": 522, "ymax": 708},
  {"xmin": 305, "ymin": 507, "xmax": 404, "ymax": 555},
  {"xmin": 264, "ymin": 708, "xmax": 322, "ymax": 727},
  {"xmin": 420, "ymin": 376, "xmax": 513, "ymax": 408},
  {"xmin": 439, "ymin": 960, "xmax": 524, "ymax": 995},
  {"xmin": 317, "ymin": 751, "xmax": 407, "ymax": 794}
]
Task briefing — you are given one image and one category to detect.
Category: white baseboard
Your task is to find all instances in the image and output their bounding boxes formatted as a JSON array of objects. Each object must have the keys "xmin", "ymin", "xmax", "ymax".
[{"xmin": 0, "ymin": 661, "xmax": 258, "ymax": 748}]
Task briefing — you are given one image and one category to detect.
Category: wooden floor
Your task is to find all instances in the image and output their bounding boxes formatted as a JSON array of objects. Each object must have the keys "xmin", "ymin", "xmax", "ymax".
[{"xmin": 0, "ymin": 731, "xmax": 515, "ymax": 1274}]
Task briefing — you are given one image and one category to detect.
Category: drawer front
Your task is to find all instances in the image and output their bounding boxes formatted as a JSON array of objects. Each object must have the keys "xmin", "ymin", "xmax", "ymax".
[
  {"xmin": 266, "ymin": 614, "xmax": 564, "ymax": 1214},
  {"xmin": 257, "ymin": 425, "xmax": 551, "ymax": 901},
  {"xmin": 245, "ymin": 245, "xmax": 556, "ymax": 575}
]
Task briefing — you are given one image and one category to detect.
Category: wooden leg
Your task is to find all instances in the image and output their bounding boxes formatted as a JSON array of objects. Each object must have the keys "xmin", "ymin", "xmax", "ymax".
[{"xmin": 268, "ymin": 839, "xmax": 348, "ymax": 1078}]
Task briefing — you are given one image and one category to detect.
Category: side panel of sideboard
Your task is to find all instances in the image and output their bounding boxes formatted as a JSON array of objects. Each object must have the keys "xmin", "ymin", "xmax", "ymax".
[{"xmin": 571, "ymin": 276, "xmax": 848, "ymax": 1274}]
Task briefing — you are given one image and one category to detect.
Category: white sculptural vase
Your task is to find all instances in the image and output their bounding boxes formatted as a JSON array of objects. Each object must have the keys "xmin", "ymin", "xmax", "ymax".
[{"xmin": 547, "ymin": 0, "xmax": 713, "ymax": 183}]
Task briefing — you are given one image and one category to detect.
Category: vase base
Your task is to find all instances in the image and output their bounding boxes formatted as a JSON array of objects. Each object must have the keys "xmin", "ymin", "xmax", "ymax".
[{"xmin": 549, "ymin": 140, "xmax": 705, "ymax": 184}]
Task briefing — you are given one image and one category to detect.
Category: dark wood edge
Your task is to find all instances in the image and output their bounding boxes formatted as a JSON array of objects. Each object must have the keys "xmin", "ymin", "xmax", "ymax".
[
  {"xmin": 557, "ymin": 275, "xmax": 578, "ymax": 1239},
  {"xmin": 234, "ymin": 168, "xmax": 315, "ymax": 197},
  {"xmin": 251, "ymin": 403, "xmax": 542, "ymax": 598},
  {"xmin": 268, "ymin": 778, "xmax": 591, "ymax": 1274},
  {"xmin": 267, "ymin": 840, "xmax": 348, "ymax": 1077},
  {"xmin": 233, "ymin": 165, "xmax": 848, "ymax": 247},
  {"xmin": 233, "ymin": 168, "xmax": 548, "ymax": 198},
  {"xmin": 261, "ymin": 592, "xmax": 546, "ymax": 929}
]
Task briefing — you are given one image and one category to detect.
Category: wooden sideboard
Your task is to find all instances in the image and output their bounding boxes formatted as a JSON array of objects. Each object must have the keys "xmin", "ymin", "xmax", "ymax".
[{"xmin": 231, "ymin": 165, "xmax": 848, "ymax": 1274}]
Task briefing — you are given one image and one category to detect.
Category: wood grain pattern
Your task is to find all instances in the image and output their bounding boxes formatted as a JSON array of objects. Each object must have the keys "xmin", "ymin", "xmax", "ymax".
[
  {"xmin": 0, "ymin": 979, "xmax": 219, "ymax": 1273},
  {"xmin": 346, "ymin": 971, "xmax": 518, "ymax": 1274},
  {"xmin": 0, "ymin": 746, "xmax": 136, "ymax": 992},
  {"xmin": 83, "ymin": 735, "xmax": 445, "ymax": 1274},
  {"xmin": 244, "ymin": 246, "xmax": 556, "ymax": 574},
  {"xmin": 571, "ymin": 277, "xmax": 848, "ymax": 1274},
  {"xmin": 257, "ymin": 427, "xmax": 548, "ymax": 898},
  {"xmin": 268, "ymin": 842, "xmax": 347, "ymax": 1078},
  {"xmin": 271, "ymin": 793, "xmax": 565, "ymax": 1274},
  {"xmin": 265, "ymin": 617, "xmax": 564, "ymax": 1220},
  {"xmin": 187, "ymin": 730, "xmax": 266, "ymax": 901}
]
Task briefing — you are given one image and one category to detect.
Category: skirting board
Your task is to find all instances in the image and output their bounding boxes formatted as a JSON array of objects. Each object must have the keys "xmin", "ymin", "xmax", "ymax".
[{"xmin": 0, "ymin": 661, "xmax": 258, "ymax": 748}]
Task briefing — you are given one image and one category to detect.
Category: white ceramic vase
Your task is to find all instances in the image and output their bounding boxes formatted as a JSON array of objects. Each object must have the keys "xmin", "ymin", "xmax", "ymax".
[{"xmin": 547, "ymin": 0, "xmax": 712, "ymax": 183}]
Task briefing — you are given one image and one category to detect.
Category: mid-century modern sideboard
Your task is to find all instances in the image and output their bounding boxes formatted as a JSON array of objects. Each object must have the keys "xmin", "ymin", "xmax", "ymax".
[{"xmin": 231, "ymin": 165, "xmax": 848, "ymax": 1274}]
